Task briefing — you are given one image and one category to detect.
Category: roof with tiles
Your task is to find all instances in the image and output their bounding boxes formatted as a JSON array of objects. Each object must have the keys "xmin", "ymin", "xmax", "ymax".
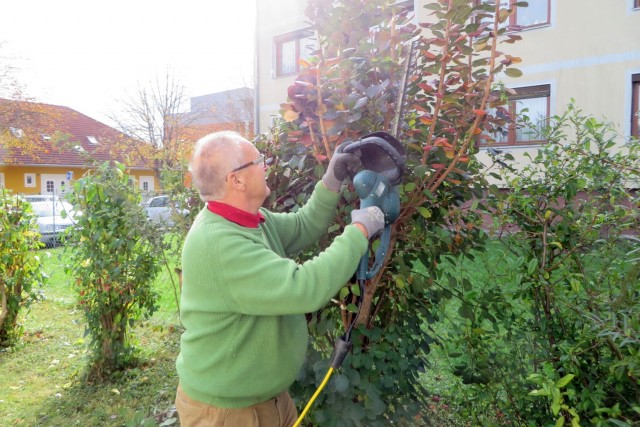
[{"xmin": 0, "ymin": 98, "xmax": 151, "ymax": 168}]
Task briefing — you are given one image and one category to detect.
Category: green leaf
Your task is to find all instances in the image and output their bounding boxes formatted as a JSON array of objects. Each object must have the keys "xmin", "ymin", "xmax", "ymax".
[
  {"xmin": 327, "ymin": 223, "xmax": 340, "ymax": 233},
  {"xmin": 404, "ymin": 182, "xmax": 417, "ymax": 192},
  {"xmin": 504, "ymin": 67, "xmax": 523, "ymax": 78},
  {"xmin": 555, "ymin": 374, "xmax": 575, "ymax": 389},
  {"xmin": 527, "ymin": 258, "xmax": 538, "ymax": 275},
  {"xmin": 417, "ymin": 207, "xmax": 432, "ymax": 219},
  {"xmin": 549, "ymin": 241, "xmax": 563, "ymax": 250},
  {"xmin": 333, "ymin": 374, "xmax": 349, "ymax": 393},
  {"xmin": 350, "ymin": 284, "xmax": 361, "ymax": 296},
  {"xmin": 423, "ymin": 3, "xmax": 441, "ymax": 10},
  {"xmin": 529, "ymin": 388, "xmax": 549, "ymax": 396},
  {"xmin": 458, "ymin": 303, "xmax": 475, "ymax": 321}
]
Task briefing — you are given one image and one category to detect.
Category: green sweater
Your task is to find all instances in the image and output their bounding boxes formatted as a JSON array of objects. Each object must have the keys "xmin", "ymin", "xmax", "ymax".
[{"xmin": 176, "ymin": 182, "xmax": 368, "ymax": 408}]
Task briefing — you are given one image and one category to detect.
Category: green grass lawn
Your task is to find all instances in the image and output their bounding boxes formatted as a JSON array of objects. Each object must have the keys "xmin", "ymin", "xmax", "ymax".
[
  {"xmin": 0, "ymin": 246, "xmax": 183, "ymax": 426},
  {"xmin": 1, "ymin": 240, "xmax": 518, "ymax": 426}
]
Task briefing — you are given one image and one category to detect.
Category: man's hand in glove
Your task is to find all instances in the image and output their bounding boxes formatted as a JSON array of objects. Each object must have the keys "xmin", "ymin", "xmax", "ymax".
[
  {"xmin": 351, "ymin": 206, "xmax": 385, "ymax": 239},
  {"xmin": 322, "ymin": 144, "xmax": 362, "ymax": 192}
]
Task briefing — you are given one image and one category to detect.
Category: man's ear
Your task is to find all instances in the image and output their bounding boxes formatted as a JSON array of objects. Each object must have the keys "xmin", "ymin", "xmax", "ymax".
[{"xmin": 227, "ymin": 172, "xmax": 246, "ymax": 190}]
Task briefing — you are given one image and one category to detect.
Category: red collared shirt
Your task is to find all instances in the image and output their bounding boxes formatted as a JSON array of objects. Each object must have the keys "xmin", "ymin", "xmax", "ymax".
[{"xmin": 207, "ymin": 201, "xmax": 265, "ymax": 228}]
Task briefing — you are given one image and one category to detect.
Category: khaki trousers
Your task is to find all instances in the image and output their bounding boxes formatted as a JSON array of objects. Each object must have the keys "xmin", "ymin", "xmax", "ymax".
[{"xmin": 175, "ymin": 385, "xmax": 299, "ymax": 427}]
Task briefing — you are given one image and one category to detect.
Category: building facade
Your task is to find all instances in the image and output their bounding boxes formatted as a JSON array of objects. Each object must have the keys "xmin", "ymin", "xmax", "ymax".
[
  {"xmin": 0, "ymin": 99, "xmax": 158, "ymax": 196},
  {"xmin": 255, "ymin": 0, "xmax": 640, "ymax": 167}
]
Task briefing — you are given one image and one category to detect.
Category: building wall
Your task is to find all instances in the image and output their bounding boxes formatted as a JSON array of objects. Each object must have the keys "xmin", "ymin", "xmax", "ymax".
[
  {"xmin": 255, "ymin": 0, "xmax": 309, "ymax": 133},
  {"xmin": 454, "ymin": 0, "xmax": 640, "ymax": 167},
  {"xmin": 0, "ymin": 164, "xmax": 159, "ymax": 195},
  {"xmin": 257, "ymin": 1, "xmax": 640, "ymax": 168}
]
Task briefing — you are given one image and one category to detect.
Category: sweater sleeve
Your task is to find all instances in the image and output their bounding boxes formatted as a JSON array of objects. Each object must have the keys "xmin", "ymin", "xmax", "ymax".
[
  {"xmin": 215, "ymin": 224, "xmax": 368, "ymax": 315},
  {"xmin": 263, "ymin": 181, "xmax": 341, "ymax": 256}
]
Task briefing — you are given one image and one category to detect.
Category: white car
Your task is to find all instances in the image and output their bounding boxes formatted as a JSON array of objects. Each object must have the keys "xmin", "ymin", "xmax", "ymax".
[
  {"xmin": 30, "ymin": 200, "xmax": 78, "ymax": 247},
  {"xmin": 144, "ymin": 195, "xmax": 188, "ymax": 226},
  {"xmin": 23, "ymin": 194, "xmax": 58, "ymax": 203}
]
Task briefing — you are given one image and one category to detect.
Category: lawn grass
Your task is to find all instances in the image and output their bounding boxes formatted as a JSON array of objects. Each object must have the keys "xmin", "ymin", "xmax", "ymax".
[
  {"xmin": 1, "ymin": 240, "xmax": 514, "ymax": 426},
  {"xmin": 0, "ymin": 246, "xmax": 183, "ymax": 426}
]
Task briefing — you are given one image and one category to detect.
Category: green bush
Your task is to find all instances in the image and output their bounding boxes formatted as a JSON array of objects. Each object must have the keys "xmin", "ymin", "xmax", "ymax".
[
  {"xmin": 430, "ymin": 105, "xmax": 640, "ymax": 425},
  {"xmin": 0, "ymin": 190, "xmax": 46, "ymax": 347},
  {"xmin": 65, "ymin": 161, "xmax": 165, "ymax": 380}
]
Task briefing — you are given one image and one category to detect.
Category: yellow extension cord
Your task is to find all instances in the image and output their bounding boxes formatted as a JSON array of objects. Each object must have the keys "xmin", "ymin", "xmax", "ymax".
[{"xmin": 291, "ymin": 367, "xmax": 335, "ymax": 427}]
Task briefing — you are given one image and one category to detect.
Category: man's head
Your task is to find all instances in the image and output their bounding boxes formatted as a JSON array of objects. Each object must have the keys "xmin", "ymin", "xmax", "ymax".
[{"xmin": 190, "ymin": 131, "xmax": 270, "ymax": 212}]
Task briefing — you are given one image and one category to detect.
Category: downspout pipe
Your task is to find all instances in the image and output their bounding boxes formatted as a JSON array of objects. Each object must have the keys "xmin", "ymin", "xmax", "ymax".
[{"xmin": 253, "ymin": 0, "xmax": 260, "ymax": 136}]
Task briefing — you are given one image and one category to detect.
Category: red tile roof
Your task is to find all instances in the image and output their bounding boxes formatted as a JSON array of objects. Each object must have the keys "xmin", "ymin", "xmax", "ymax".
[{"xmin": 0, "ymin": 98, "xmax": 150, "ymax": 168}]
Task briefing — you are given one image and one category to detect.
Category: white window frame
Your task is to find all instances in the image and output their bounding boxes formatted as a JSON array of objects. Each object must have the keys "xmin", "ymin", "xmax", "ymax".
[
  {"xmin": 483, "ymin": 84, "xmax": 551, "ymax": 147},
  {"xmin": 477, "ymin": 0, "xmax": 551, "ymax": 31},
  {"xmin": 24, "ymin": 173, "xmax": 36, "ymax": 188},
  {"xmin": 632, "ymin": 73, "xmax": 640, "ymax": 139},
  {"xmin": 10, "ymin": 127, "xmax": 24, "ymax": 138},
  {"xmin": 273, "ymin": 29, "xmax": 317, "ymax": 78},
  {"xmin": 138, "ymin": 175, "xmax": 155, "ymax": 192}
]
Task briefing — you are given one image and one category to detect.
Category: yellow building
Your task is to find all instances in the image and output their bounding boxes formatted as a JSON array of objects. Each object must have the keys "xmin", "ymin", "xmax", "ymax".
[{"xmin": 0, "ymin": 98, "xmax": 158, "ymax": 196}]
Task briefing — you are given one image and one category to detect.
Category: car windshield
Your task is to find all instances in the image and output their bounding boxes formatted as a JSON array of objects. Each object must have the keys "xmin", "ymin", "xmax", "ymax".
[{"xmin": 31, "ymin": 201, "xmax": 73, "ymax": 218}]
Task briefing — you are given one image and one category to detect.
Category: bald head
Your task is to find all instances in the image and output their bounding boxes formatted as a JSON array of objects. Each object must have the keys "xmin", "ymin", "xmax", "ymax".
[{"xmin": 190, "ymin": 131, "xmax": 251, "ymax": 201}]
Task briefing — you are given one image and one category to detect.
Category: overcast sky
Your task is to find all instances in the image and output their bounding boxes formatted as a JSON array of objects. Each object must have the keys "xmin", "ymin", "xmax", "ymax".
[{"xmin": 0, "ymin": 0, "xmax": 255, "ymax": 126}]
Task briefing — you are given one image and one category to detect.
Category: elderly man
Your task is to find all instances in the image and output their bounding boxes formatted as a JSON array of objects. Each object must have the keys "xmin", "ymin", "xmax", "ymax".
[{"xmin": 175, "ymin": 131, "xmax": 384, "ymax": 427}]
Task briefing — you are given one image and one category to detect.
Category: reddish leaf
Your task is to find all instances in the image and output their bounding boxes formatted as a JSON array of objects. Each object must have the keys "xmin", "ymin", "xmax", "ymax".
[
  {"xmin": 434, "ymin": 137, "xmax": 453, "ymax": 149},
  {"xmin": 418, "ymin": 83, "xmax": 434, "ymax": 93}
]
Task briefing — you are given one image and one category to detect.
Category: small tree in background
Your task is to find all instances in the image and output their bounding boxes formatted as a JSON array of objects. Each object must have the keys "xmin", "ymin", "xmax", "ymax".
[
  {"xmin": 259, "ymin": 0, "xmax": 521, "ymax": 424},
  {"xmin": 65, "ymin": 161, "xmax": 164, "ymax": 380},
  {"xmin": 0, "ymin": 191, "xmax": 46, "ymax": 347}
]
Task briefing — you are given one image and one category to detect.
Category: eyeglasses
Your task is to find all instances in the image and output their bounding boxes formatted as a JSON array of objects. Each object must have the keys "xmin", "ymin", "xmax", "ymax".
[{"xmin": 231, "ymin": 154, "xmax": 269, "ymax": 173}]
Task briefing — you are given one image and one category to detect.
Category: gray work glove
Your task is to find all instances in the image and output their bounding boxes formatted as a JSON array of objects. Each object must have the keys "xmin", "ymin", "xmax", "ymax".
[
  {"xmin": 350, "ymin": 206, "xmax": 385, "ymax": 239},
  {"xmin": 322, "ymin": 144, "xmax": 362, "ymax": 192}
]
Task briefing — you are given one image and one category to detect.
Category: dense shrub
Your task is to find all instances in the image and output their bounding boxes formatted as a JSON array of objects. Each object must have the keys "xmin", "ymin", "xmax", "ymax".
[
  {"xmin": 263, "ymin": 0, "xmax": 519, "ymax": 424},
  {"xmin": 429, "ymin": 106, "xmax": 640, "ymax": 425},
  {"xmin": 65, "ymin": 161, "xmax": 165, "ymax": 380},
  {"xmin": 0, "ymin": 190, "xmax": 46, "ymax": 347}
]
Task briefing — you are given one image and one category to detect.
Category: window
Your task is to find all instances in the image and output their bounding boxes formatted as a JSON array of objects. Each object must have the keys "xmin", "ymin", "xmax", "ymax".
[
  {"xmin": 10, "ymin": 127, "xmax": 24, "ymax": 138},
  {"xmin": 633, "ymin": 74, "xmax": 640, "ymax": 138},
  {"xmin": 139, "ymin": 176, "xmax": 155, "ymax": 192},
  {"xmin": 478, "ymin": 0, "xmax": 550, "ymax": 30},
  {"xmin": 87, "ymin": 136, "xmax": 99, "ymax": 145},
  {"xmin": 274, "ymin": 29, "xmax": 317, "ymax": 77},
  {"xmin": 46, "ymin": 180, "xmax": 54, "ymax": 193},
  {"xmin": 487, "ymin": 84, "xmax": 551, "ymax": 146},
  {"xmin": 25, "ymin": 173, "xmax": 36, "ymax": 188},
  {"xmin": 0, "ymin": 173, "xmax": 4, "ymax": 189},
  {"xmin": 635, "ymin": 0, "xmax": 640, "ymax": 9}
]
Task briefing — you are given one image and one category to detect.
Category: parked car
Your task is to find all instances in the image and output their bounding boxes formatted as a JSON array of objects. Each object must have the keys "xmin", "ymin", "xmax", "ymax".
[
  {"xmin": 23, "ymin": 194, "xmax": 58, "ymax": 203},
  {"xmin": 29, "ymin": 200, "xmax": 78, "ymax": 247},
  {"xmin": 144, "ymin": 195, "xmax": 188, "ymax": 226}
]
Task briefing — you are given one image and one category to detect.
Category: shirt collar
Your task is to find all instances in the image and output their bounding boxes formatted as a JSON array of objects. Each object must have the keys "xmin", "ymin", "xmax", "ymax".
[{"xmin": 206, "ymin": 201, "xmax": 265, "ymax": 228}]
